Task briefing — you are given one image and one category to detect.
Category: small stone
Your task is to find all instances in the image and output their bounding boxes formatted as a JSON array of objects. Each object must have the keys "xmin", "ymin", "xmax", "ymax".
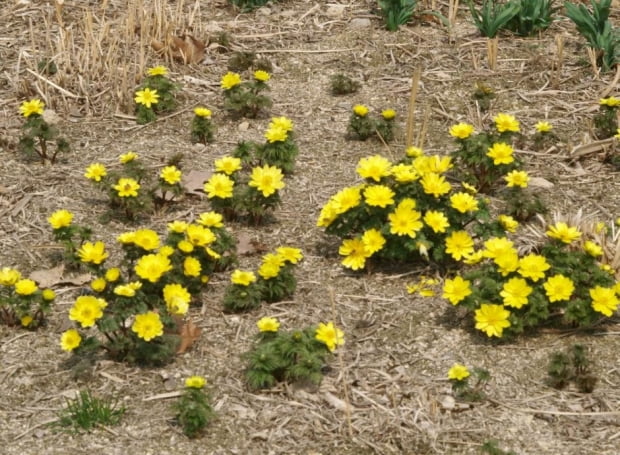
[{"xmin": 349, "ymin": 18, "xmax": 372, "ymax": 29}]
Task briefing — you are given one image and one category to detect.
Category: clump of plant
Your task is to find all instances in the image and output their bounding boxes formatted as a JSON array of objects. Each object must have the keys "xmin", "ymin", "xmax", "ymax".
[
  {"xmin": 448, "ymin": 112, "xmax": 546, "ymax": 220},
  {"xmin": 330, "ymin": 74, "xmax": 360, "ymax": 96},
  {"xmin": 564, "ymin": 0, "xmax": 619, "ymax": 72},
  {"xmin": 56, "ymin": 214, "xmax": 236, "ymax": 366},
  {"xmin": 317, "ymin": 147, "xmax": 508, "ymax": 271},
  {"xmin": 190, "ymin": 106, "xmax": 216, "ymax": 144},
  {"xmin": 595, "ymin": 95, "xmax": 619, "ymax": 139},
  {"xmin": 468, "ymin": 0, "xmax": 521, "ymax": 38},
  {"xmin": 531, "ymin": 120, "xmax": 557, "ymax": 151},
  {"xmin": 505, "ymin": 0, "xmax": 557, "ymax": 36},
  {"xmin": 222, "ymin": 247, "xmax": 303, "ymax": 312},
  {"xmin": 0, "ymin": 267, "xmax": 56, "ymax": 328},
  {"xmin": 378, "ymin": 0, "xmax": 418, "ymax": 31},
  {"xmin": 134, "ymin": 66, "xmax": 180, "ymax": 124},
  {"xmin": 244, "ymin": 317, "xmax": 344, "ymax": 389},
  {"xmin": 347, "ymin": 104, "xmax": 398, "ymax": 142},
  {"xmin": 254, "ymin": 116, "xmax": 299, "ymax": 174},
  {"xmin": 220, "ymin": 70, "xmax": 273, "ymax": 118},
  {"xmin": 447, "ymin": 363, "xmax": 490, "ymax": 401},
  {"xmin": 472, "ymin": 82, "xmax": 496, "ymax": 112},
  {"xmin": 547, "ymin": 344, "xmax": 598, "ymax": 392},
  {"xmin": 53, "ymin": 389, "xmax": 125, "ymax": 433},
  {"xmin": 173, "ymin": 376, "xmax": 215, "ymax": 438},
  {"xmin": 481, "ymin": 440, "xmax": 517, "ymax": 455},
  {"xmin": 84, "ymin": 152, "xmax": 184, "ymax": 221},
  {"xmin": 440, "ymin": 218, "xmax": 619, "ymax": 338},
  {"xmin": 229, "ymin": 0, "xmax": 270, "ymax": 12},
  {"xmin": 18, "ymin": 99, "xmax": 70, "ymax": 164}
]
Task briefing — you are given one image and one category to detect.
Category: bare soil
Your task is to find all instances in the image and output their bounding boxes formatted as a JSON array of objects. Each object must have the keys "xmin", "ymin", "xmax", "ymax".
[{"xmin": 1, "ymin": 1, "xmax": 620, "ymax": 454}]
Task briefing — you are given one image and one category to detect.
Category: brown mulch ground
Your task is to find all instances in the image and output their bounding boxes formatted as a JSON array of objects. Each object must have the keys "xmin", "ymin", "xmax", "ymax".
[{"xmin": 1, "ymin": 1, "xmax": 620, "ymax": 454}]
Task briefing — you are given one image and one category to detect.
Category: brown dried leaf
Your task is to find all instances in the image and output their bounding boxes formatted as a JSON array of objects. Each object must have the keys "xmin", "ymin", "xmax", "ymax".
[
  {"xmin": 151, "ymin": 34, "xmax": 205, "ymax": 64},
  {"xmin": 177, "ymin": 319, "xmax": 201, "ymax": 354},
  {"xmin": 237, "ymin": 232, "xmax": 268, "ymax": 256},
  {"xmin": 181, "ymin": 169, "xmax": 210, "ymax": 196},
  {"xmin": 29, "ymin": 264, "xmax": 65, "ymax": 288}
]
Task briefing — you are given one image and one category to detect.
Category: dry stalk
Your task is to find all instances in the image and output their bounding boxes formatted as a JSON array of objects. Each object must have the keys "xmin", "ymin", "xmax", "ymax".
[
  {"xmin": 405, "ymin": 68, "xmax": 422, "ymax": 147},
  {"xmin": 552, "ymin": 34, "xmax": 564, "ymax": 88},
  {"xmin": 448, "ymin": 0, "xmax": 459, "ymax": 30},
  {"xmin": 587, "ymin": 47, "xmax": 600, "ymax": 78},
  {"xmin": 486, "ymin": 37, "xmax": 498, "ymax": 71}
]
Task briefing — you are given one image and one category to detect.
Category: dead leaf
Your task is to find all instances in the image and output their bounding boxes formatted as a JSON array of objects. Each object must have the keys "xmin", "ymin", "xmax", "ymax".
[
  {"xmin": 151, "ymin": 34, "xmax": 205, "ymax": 64},
  {"xmin": 181, "ymin": 169, "xmax": 210, "ymax": 196},
  {"xmin": 323, "ymin": 392, "xmax": 348, "ymax": 411},
  {"xmin": 29, "ymin": 264, "xmax": 65, "ymax": 288},
  {"xmin": 237, "ymin": 232, "xmax": 268, "ymax": 256},
  {"xmin": 177, "ymin": 319, "xmax": 201, "ymax": 354},
  {"xmin": 529, "ymin": 177, "xmax": 554, "ymax": 189}
]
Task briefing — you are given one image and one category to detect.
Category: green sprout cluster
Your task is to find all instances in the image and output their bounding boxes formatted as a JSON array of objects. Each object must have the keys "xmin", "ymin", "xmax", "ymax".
[
  {"xmin": 18, "ymin": 99, "xmax": 70, "ymax": 164},
  {"xmin": 0, "ymin": 267, "xmax": 56, "ymax": 329},
  {"xmin": 547, "ymin": 344, "xmax": 598, "ymax": 393},
  {"xmin": 347, "ymin": 104, "xmax": 397, "ymax": 142},
  {"xmin": 134, "ymin": 66, "xmax": 180, "ymax": 124},
  {"xmin": 220, "ymin": 70, "xmax": 273, "ymax": 118},
  {"xmin": 173, "ymin": 376, "xmax": 215, "ymax": 438}
]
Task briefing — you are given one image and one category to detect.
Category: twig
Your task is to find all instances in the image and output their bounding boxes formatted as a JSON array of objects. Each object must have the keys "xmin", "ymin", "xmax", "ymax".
[
  {"xmin": 487, "ymin": 397, "xmax": 620, "ymax": 416},
  {"xmin": 253, "ymin": 48, "xmax": 354, "ymax": 54},
  {"xmin": 405, "ymin": 68, "xmax": 422, "ymax": 147},
  {"xmin": 12, "ymin": 418, "xmax": 57, "ymax": 441},
  {"xmin": 25, "ymin": 68, "xmax": 80, "ymax": 99},
  {"xmin": 142, "ymin": 391, "xmax": 183, "ymax": 401}
]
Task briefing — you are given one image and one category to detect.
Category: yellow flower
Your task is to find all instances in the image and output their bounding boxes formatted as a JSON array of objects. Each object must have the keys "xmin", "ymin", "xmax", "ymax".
[
  {"xmin": 134, "ymin": 88, "xmax": 159, "ymax": 108},
  {"xmin": 316, "ymin": 200, "xmax": 339, "ymax": 228},
  {"xmin": 364, "ymin": 185, "xmax": 395, "ymax": 208},
  {"xmin": 197, "ymin": 211, "xmax": 224, "ymax": 228},
  {"xmin": 276, "ymin": 247, "xmax": 303, "ymax": 264},
  {"xmin": 177, "ymin": 240, "xmax": 194, "ymax": 253},
  {"xmin": 257, "ymin": 317, "xmax": 280, "ymax": 332},
  {"xmin": 535, "ymin": 121, "xmax": 552, "ymax": 133},
  {"xmin": 493, "ymin": 113, "xmax": 520, "ymax": 133},
  {"xmin": 315, "ymin": 322, "xmax": 345, "ymax": 352},
  {"xmin": 463, "ymin": 250, "xmax": 484, "ymax": 265},
  {"xmin": 69, "ymin": 295, "xmax": 106, "ymax": 328},
  {"xmin": 204, "ymin": 173, "xmax": 234, "ymax": 199},
  {"xmin": 445, "ymin": 231, "xmax": 474, "ymax": 261},
  {"xmin": 113, "ymin": 178, "xmax": 140, "ymax": 198},
  {"xmin": 21, "ymin": 315, "xmax": 33, "ymax": 327},
  {"xmin": 42, "ymin": 289, "xmax": 56, "ymax": 300},
  {"xmin": 20, "ymin": 99, "xmax": 45, "ymax": 117},
  {"xmin": 186, "ymin": 224, "xmax": 216, "ymax": 247},
  {"xmin": 185, "ymin": 376, "xmax": 206, "ymax": 389},
  {"xmin": 543, "ymin": 274, "xmax": 575, "ymax": 302},
  {"xmin": 90, "ymin": 277, "xmax": 107, "ymax": 293},
  {"xmin": 254, "ymin": 70, "xmax": 270, "ymax": 82},
  {"xmin": 78, "ymin": 241, "xmax": 109, "ymax": 265},
  {"xmin": 132, "ymin": 311, "xmax": 164, "ymax": 341},
  {"xmin": 388, "ymin": 199, "xmax": 423, "ymax": 238},
  {"xmin": 132, "ymin": 229, "xmax": 160, "ymax": 251},
  {"xmin": 119, "ymin": 151, "xmax": 138, "ymax": 163},
  {"xmin": 584, "ymin": 240, "xmax": 603, "ymax": 257},
  {"xmin": 134, "ymin": 254, "xmax": 172, "ymax": 283},
  {"xmin": 60, "ymin": 329, "xmax": 82, "ymax": 352},
  {"xmin": 231, "ymin": 270, "xmax": 256, "ymax": 286},
  {"xmin": 332, "ymin": 186, "xmax": 363, "ymax": 214},
  {"xmin": 221, "ymin": 71, "xmax": 242, "ymax": 90},
  {"xmin": 391, "ymin": 164, "xmax": 418, "ymax": 183},
  {"xmin": 450, "ymin": 192, "xmax": 479, "ymax": 213},
  {"xmin": 168, "ymin": 220, "xmax": 189, "ymax": 233},
  {"xmin": 339, "ymin": 238, "xmax": 370, "ymax": 270},
  {"xmin": 48, "ymin": 209, "xmax": 74, "ymax": 229},
  {"xmin": 504, "ymin": 170, "xmax": 529, "ymax": 188},
  {"xmin": 361, "ymin": 229, "xmax": 386, "ymax": 255},
  {"xmin": 160, "ymin": 165, "xmax": 182, "ymax": 185},
  {"xmin": 424, "ymin": 210, "xmax": 450, "ymax": 233},
  {"xmin": 487, "ymin": 142, "xmax": 514, "ymax": 165},
  {"xmin": 442, "ymin": 276, "xmax": 472, "ymax": 305},
  {"xmin": 258, "ymin": 253, "xmax": 285, "ymax": 279},
  {"xmin": 546, "ymin": 222, "xmax": 581, "ymax": 244},
  {"xmin": 147, "ymin": 65, "xmax": 168, "ymax": 76},
  {"xmin": 264, "ymin": 126, "xmax": 288, "ymax": 143},
  {"xmin": 421, "ymin": 173, "xmax": 451, "ymax": 198},
  {"xmin": 475, "ymin": 304, "xmax": 511, "ymax": 337},
  {"xmin": 84, "ymin": 163, "xmax": 107, "ymax": 182},
  {"xmin": 447, "ymin": 363, "xmax": 470, "ymax": 381},
  {"xmin": 461, "ymin": 182, "xmax": 477, "ymax": 193},
  {"xmin": 249, "ymin": 165, "xmax": 285, "ymax": 197},
  {"xmin": 117, "ymin": 231, "xmax": 136, "ymax": 244},
  {"xmin": 518, "ymin": 254, "xmax": 550, "ymax": 282},
  {"xmin": 356, "ymin": 155, "xmax": 392, "ymax": 182},
  {"xmin": 183, "ymin": 256, "xmax": 202, "ymax": 277},
  {"xmin": 449, "ymin": 122, "xmax": 475, "ymax": 139},
  {"xmin": 215, "ymin": 156, "xmax": 242, "ymax": 175},
  {"xmin": 353, "ymin": 104, "xmax": 369, "ymax": 117},
  {"xmin": 494, "ymin": 250, "xmax": 520, "ymax": 276},
  {"xmin": 0, "ymin": 267, "xmax": 21, "ymax": 286},
  {"xmin": 420, "ymin": 155, "xmax": 453, "ymax": 174},
  {"xmin": 269, "ymin": 116, "xmax": 294, "ymax": 132},
  {"xmin": 406, "ymin": 146, "xmax": 423, "ymax": 157},
  {"xmin": 159, "ymin": 245, "xmax": 175, "ymax": 258},
  {"xmin": 590, "ymin": 286, "xmax": 619, "ymax": 316},
  {"xmin": 381, "ymin": 109, "xmax": 396, "ymax": 120},
  {"xmin": 482, "ymin": 237, "xmax": 515, "ymax": 259},
  {"xmin": 194, "ymin": 107, "xmax": 212, "ymax": 118},
  {"xmin": 14, "ymin": 279, "xmax": 38, "ymax": 296},
  {"xmin": 498, "ymin": 214, "xmax": 519, "ymax": 233},
  {"xmin": 163, "ymin": 283, "xmax": 191, "ymax": 315},
  {"xmin": 114, "ymin": 284, "xmax": 138, "ymax": 297},
  {"xmin": 615, "ymin": 128, "xmax": 620, "ymax": 140},
  {"xmin": 599, "ymin": 96, "xmax": 620, "ymax": 107},
  {"xmin": 105, "ymin": 268, "xmax": 120, "ymax": 282},
  {"xmin": 500, "ymin": 277, "xmax": 532, "ymax": 308}
]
